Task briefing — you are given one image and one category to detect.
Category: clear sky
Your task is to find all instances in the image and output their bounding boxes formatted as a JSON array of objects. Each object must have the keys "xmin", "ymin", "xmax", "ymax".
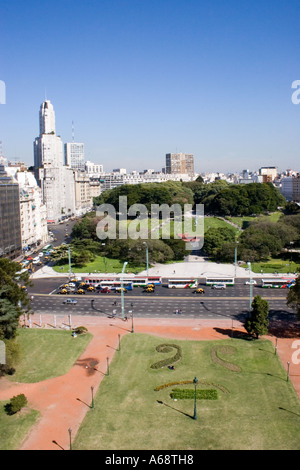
[{"xmin": 1, "ymin": 0, "xmax": 300, "ymax": 174}]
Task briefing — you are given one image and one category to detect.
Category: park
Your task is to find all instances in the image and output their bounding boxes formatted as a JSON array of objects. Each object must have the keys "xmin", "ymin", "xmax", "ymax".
[{"xmin": 0, "ymin": 313, "xmax": 300, "ymax": 450}]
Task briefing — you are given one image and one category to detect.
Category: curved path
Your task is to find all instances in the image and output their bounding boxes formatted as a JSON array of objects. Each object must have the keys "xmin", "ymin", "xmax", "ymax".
[{"xmin": 0, "ymin": 315, "xmax": 299, "ymax": 450}]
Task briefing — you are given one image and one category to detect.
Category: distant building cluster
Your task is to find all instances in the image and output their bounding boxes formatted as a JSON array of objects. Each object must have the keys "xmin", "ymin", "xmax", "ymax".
[{"xmin": 0, "ymin": 98, "xmax": 299, "ymax": 261}]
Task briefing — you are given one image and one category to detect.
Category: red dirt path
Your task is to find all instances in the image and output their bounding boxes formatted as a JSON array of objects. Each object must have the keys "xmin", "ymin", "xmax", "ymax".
[{"xmin": 0, "ymin": 315, "xmax": 299, "ymax": 450}]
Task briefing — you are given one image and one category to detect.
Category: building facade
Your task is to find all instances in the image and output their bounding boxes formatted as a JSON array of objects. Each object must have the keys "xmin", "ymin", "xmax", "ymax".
[
  {"xmin": 281, "ymin": 176, "xmax": 300, "ymax": 202},
  {"xmin": 0, "ymin": 165, "xmax": 22, "ymax": 259},
  {"xmin": 34, "ymin": 100, "xmax": 76, "ymax": 223},
  {"xmin": 65, "ymin": 142, "xmax": 85, "ymax": 170},
  {"xmin": 165, "ymin": 153, "xmax": 194, "ymax": 176}
]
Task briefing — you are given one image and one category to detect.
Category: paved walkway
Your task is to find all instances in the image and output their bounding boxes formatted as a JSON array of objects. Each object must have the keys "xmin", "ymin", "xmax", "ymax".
[
  {"xmin": 0, "ymin": 314, "xmax": 299, "ymax": 450},
  {"xmin": 31, "ymin": 260, "xmax": 292, "ymax": 280}
]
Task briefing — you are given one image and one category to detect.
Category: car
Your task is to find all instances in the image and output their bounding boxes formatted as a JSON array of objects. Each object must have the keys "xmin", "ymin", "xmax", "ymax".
[
  {"xmin": 63, "ymin": 298, "xmax": 78, "ymax": 304},
  {"xmin": 99, "ymin": 287, "xmax": 111, "ymax": 293},
  {"xmin": 144, "ymin": 286, "xmax": 154, "ymax": 293},
  {"xmin": 115, "ymin": 287, "xmax": 127, "ymax": 293},
  {"xmin": 244, "ymin": 280, "xmax": 257, "ymax": 285},
  {"xmin": 194, "ymin": 288, "xmax": 205, "ymax": 294},
  {"xmin": 60, "ymin": 289, "xmax": 68, "ymax": 294},
  {"xmin": 68, "ymin": 282, "xmax": 76, "ymax": 287},
  {"xmin": 76, "ymin": 289, "xmax": 85, "ymax": 294},
  {"xmin": 211, "ymin": 283, "xmax": 226, "ymax": 289},
  {"xmin": 87, "ymin": 286, "xmax": 95, "ymax": 291}
]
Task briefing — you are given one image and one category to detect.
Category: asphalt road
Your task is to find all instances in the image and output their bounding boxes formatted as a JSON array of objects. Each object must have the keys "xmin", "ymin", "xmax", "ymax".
[{"xmin": 27, "ymin": 277, "xmax": 296, "ymax": 323}]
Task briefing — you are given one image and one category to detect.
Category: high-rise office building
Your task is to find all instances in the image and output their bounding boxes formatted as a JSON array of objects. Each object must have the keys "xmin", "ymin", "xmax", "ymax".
[
  {"xmin": 166, "ymin": 153, "xmax": 194, "ymax": 176},
  {"xmin": 33, "ymin": 100, "xmax": 75, "ymax": 223},
  {"xmin": 65, "ymin": 142, "xmax": 85, "ymax": 170},
  {"xmin": 0, "ymin": 165, "xmax": 22, "ymax": 259}
]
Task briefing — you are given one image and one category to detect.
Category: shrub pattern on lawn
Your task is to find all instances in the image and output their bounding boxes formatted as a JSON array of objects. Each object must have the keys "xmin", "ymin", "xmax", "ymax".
[
  {"xmin": 211, "ymin": 345, "xmax": 241, "ymax": 372},
  {"xmin": 154, "ymin": 380, "xmax": 229, "ymax": 394},
  {"xmin": 150, "ymin": 344, "xmax": 182, "ymax": 369},
  {"xmin": 170, "ymin": 388, "xmax": 218, "ymax": 400}
]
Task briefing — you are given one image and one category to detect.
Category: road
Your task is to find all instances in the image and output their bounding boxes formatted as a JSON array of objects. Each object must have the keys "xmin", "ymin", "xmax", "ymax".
[{"xmin": 27, "ymin": 277, "xmax": 296, "ymax": 323}]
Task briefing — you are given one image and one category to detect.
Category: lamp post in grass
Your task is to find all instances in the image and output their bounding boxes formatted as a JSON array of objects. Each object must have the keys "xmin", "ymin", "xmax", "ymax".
[
  {"xmin": 68, "ymin": 428, "xmax": 72, "ymax": 450},
  {"xmin": 130, "ymin": 302, "xmax": 134, "ymax": 333},
  {"xmin": 91, "ymin": 386, "xmax": 94, "ymax": 409},
  {"xmin": 193, "ymin": 377, "xmax": 198, "ymax": 420}
]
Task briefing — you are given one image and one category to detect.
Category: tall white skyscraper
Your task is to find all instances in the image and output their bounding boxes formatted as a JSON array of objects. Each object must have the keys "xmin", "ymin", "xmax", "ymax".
[
  {"xmin": 34, "ymin": 99, "xmax": 75, "ymax": 223},
  {"xmin": 39, "ymin": 100, "xmax": 56, "ymax": 134}
]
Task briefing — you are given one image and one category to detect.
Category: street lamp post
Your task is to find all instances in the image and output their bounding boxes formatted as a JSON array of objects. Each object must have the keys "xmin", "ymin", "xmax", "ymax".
[
  {"xmin": 121, "ymin": 261, "xmax": 128, "ymax": 320},
  {"xmin": 91, "ymin": 386, "xmax": 94, "ymax": 409},
  {"xmin": 247, "ymin": 261, "xmax": 253, "ymax": 311},
  {"xmin": 68, "ymin": 428, "xmax": 72, "ymax": 450},
  {"xmin": 130, "ymin": 302, "xmax": 134, "ymax": 333},
  {"xmin": 143, "ymin": 242, "xmax": 149, "ymax": 277},
  {"xmin": 102, "ymin": 243, "xmax": 107, "ymax": 272},
  {"xmin": 68, "ymin": 247, "xmax": 72, "ymax": 279},
  {"xmin": 234, "ymin": 240, "xmax": 239, "ymax": 278},
  {"xmin": 193, "ymin": 377, "xmax": 198, "ymax": 420}
]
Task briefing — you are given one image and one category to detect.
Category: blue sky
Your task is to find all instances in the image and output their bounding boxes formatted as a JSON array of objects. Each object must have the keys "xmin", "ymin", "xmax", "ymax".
[{"xmin": 1, "ymin": 0, "xmax": 300, "ymax": 173}]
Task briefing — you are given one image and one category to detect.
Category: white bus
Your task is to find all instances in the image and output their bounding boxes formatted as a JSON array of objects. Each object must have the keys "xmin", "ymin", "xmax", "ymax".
[
  {"xmin": 205, "ymin": 277, "xmax": 235, "ymax": 286},
  {"xmin": 130, "ymin": 276, "xmax": 162, "ymax": 287},
  {"xmin": 261, "ymin": 278, "xmax": 295, "ymax": 288},
  {"xmin": 98, "ymin": 280, "xmax": 133, "ymax": 291},
  {"xmin": 168, "ymin": 279, "xmax": 198, "ymax": 289}
]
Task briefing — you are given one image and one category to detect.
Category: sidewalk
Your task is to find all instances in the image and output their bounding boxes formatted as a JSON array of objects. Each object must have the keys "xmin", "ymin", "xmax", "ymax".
[{"xmin": 30, "ymin": 260, "xmax": 292, "ymax": 280}]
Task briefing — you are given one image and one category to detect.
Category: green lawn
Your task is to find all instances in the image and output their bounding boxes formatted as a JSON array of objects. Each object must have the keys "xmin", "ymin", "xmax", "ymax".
[
  {"xmin": 52, "ymin": 255, "xmax": 146, "ymax": 274},
  {"xmin": 0, "ymin": 401, "xmax": 39, "ymax": 450},
  {"xmin": 242, "ymin": 259, "xmax": 300, "ymax": 274},
  {"xmin": 228, "ymin": 211, "xmax": 283, "ymax": 229},
  {"xmin": 10, "ymin": 329, "xmax": 92, "ymax": 383},
  {"xmin": 73, "ymin": 333, "xmax": 300, "ymax": 450}
]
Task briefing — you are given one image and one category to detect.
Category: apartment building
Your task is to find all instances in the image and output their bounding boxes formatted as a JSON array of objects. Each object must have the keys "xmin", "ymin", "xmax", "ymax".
[
  {"xmin": 165, "ymin": 153, "xmax": 194, "ymax": 177},
  {"xmin": 0, "ymin": 165, "xmax": 22, "ymax": 259}
]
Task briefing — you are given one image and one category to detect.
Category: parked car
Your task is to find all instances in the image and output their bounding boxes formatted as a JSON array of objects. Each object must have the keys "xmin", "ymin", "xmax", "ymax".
[
  {"xmin": 211, "ymin": 283, "xmax": 226, "ymax": 289},
  {"xmin": 63, "ymin": 298, "xmax": 78, "ymax": 304},
  {"xmin": 76, "ymin": 289, "xmax": 85, "ymax": 294},
  {"xmin": 245, "ymin": 280, "xmax": 257, "ymax": 285},
  {"xmin": 144, "ymin": 286, "xmax": 155, "ymax": 293},
  {"xmin": 99, "ymin": 287, "xmax": 111, "ymax": 293}
]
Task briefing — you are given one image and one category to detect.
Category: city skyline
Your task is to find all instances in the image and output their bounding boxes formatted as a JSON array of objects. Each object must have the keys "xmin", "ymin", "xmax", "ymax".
[{"xmin": 1, "ymin": 0, "xmax": 300, "ymax": 173}]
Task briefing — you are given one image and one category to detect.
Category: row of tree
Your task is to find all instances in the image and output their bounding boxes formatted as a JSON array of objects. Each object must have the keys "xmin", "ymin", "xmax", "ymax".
[
  {"xmin": 183, "ymin": 179, "xmax": 286, "ymax": 216},
  {"xmin": 203, "ymin": 213, "xmax": 300, "ymax": 263}
]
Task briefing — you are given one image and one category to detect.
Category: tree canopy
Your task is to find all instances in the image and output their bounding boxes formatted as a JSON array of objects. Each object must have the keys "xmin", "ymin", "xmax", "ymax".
[{"xmin": 0, "ymin": 259, "xmax": 31, "ymax": 340}]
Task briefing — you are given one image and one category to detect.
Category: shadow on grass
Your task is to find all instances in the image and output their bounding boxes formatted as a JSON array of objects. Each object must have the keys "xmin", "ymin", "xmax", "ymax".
[{"xmin": 156, "ymin": 400, "xmax": 194, "ymax": 419}]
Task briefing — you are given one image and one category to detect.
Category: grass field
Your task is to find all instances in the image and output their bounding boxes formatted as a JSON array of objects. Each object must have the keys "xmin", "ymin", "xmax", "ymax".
[
  {"xmin": 1, "ymin": 328, "xmax": 92, "ymax": 449},
  {"xmin": 228, "ymin": 211, "xmax": 283, "ymax": 228},
  {"xmin": 0, "ymin": 401, "xmax": 39, "ymax": 450},
  {"xmin": 9, "ymin": 329, "xmax": 92, "ymax": 383},
  {"xmin": 242, "ymin": 259, "xmax": 300, "ymax": 274},
  {"xmin": 52, "ymin": 255, "xmax": 146, "ymax": 275},
  {"xmin": 73, "ymin": 333, "xmax": 300, "ymax": 450}
]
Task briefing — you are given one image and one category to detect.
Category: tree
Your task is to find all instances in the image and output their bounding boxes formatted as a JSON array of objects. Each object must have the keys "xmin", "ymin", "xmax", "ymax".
[
  {"xmin": 244, "ymin": 295, "xmax": 269, "ymax": 339},
  {"xmin": 286, "ymin": 275, "xmax": 300, "ymax": 320},
  {"xmin": 0, "ymin": 259, "xmax": 31, "ymax": 340}
]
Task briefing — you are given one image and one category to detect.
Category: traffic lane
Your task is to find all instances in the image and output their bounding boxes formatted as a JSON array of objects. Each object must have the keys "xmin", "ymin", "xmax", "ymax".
[
  {"xmin": 29, "ymin": 295, "xmax": 294, "ymax": 320},
  {"xmin": 44, "ymin": 283, "xmax": 289, "ymax": 299}
]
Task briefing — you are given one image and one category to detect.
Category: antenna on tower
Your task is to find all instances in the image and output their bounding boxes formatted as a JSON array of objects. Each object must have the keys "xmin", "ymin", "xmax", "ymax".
[{"xmin": 72, "ymin": 121, "xmax": 75, "ymax": 142}]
